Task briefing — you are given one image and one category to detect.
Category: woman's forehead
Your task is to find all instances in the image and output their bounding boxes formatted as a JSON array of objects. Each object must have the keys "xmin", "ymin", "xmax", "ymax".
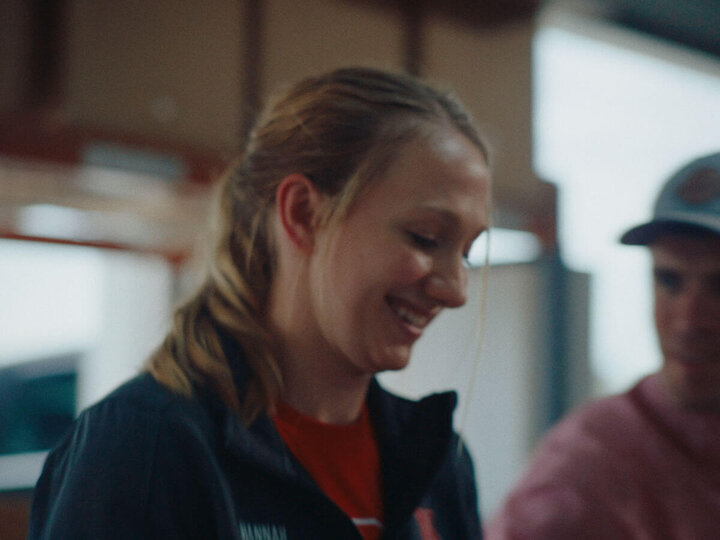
[{"xmin": 348, "ymin": 130, "xmax": 491, "ymax": 230}]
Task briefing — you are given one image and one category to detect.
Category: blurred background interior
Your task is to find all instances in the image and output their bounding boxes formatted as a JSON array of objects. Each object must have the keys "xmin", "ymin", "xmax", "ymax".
[{"xmin": 2, "ymin": 0, "xmax": 720, "ymax": 537}]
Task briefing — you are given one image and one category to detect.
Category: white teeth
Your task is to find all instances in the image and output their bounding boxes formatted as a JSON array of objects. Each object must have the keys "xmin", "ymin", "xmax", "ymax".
[{"xmin": 394, "ymin": 305, "xmax": 428, "ymax": 328}]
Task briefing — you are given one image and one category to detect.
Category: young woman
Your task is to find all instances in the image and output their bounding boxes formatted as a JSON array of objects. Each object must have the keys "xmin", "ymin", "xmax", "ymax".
[{"xmin": 29, "ymin": 67, "xmax": 492, "ymax": 539}]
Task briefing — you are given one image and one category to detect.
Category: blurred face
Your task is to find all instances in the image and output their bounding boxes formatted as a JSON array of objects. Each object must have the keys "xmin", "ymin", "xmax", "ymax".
[
  {"xmin": 652, "ymin": 234, "xmax": 720, "ymax": 412},
  {"xmin": 308, "ymin": 127, "xmax": 491, "ymax": 376}
]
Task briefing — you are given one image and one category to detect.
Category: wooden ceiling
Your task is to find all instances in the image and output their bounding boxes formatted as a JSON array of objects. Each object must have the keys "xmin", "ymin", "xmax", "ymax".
[{"xmin": 349, "ymin": 0, "xmax": 541, "ymax": 27}]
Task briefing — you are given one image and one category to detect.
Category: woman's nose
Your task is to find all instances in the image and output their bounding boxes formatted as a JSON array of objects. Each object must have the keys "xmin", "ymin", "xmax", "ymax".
[{"xmin": 425, "ymin": 257, "xmax": 467, "ymax": 308}]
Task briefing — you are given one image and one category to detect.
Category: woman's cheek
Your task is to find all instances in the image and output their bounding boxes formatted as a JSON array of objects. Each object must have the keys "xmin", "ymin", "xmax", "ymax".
[{"xmin": 398, "ymin": 250, "xmax": 433, "ymax": 283}]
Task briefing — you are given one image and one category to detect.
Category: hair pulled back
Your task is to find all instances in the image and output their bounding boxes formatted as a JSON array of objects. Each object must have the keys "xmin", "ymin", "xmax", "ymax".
[{"xmin": 147, "ymin": 67, "xmax": 488, "ymax": 423}]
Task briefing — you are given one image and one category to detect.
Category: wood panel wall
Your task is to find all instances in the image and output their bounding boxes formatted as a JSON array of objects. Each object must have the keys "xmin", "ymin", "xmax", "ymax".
[{"xmin": 1, "ymin": 0, "xmax": 551, "ymax": 233}]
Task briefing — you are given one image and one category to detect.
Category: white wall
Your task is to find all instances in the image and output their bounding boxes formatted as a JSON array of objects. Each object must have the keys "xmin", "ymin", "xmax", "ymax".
[{"xmin": 78, "ymin": 250, "xmax": 173, "ymax": 409}]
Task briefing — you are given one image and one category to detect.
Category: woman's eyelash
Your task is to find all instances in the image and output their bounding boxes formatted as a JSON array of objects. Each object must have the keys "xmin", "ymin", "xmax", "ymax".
[
  {"xmin": 409, "ymin": 232, "xmax": 438, "ymax": 249},
  {"xmin": 408, "ymin": 231, "xmax": 474, "ymax": 266}
]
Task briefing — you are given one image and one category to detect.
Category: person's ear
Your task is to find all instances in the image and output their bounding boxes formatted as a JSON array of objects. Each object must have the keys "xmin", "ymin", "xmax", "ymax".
[{"xmin": 275, "ymin": 173, "xmax": 325, "ymax": 254}]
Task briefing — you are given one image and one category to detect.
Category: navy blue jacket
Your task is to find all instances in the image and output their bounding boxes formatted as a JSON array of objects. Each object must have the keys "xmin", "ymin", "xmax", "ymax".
[{"xmin": 29, "ymin": 373, "xmax": 481, "ymax": 539}]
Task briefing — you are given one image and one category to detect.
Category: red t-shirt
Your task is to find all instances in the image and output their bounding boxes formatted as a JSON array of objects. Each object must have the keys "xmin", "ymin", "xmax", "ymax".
[{"xmin": 273, "ymin": 401, "xmax": 384, "ymax": 540}]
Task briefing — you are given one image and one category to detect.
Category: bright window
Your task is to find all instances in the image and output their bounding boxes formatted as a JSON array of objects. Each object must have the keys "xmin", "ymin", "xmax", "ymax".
[
  {"xmin": 0, "ymin": 239, "xmax": 103, "ymax": 366},
  {"xmin": 534, "ymin": 9, "xmax": 720, "ymax": 395}
]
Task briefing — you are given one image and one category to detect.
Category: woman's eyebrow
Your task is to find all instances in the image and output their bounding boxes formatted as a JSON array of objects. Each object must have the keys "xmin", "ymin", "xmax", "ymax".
[
  {"xmin": 413, "ymin": 204, "xmax": 488, "ymax": 235},
  {"xmin": 412, "ymin": 205, "xmax": 460, "ymax": 225}
]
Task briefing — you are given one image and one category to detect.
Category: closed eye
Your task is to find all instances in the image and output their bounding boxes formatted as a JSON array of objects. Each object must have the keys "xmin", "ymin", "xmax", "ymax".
[{"xmin": 408, "ymin": 232, "xmax": 439, "ymax": 251}]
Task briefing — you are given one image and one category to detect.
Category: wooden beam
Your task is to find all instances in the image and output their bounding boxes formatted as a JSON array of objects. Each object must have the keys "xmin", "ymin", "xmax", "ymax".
[
  {"xmin": 24, "ymin": 0, "xmax": 67, "ymax": 109},
  {"xmin": 240, "ymin": 0, "xmax": 264, "ymax": 144},
  {"xmin": 0, "ymin": 113, "xmax": 226, "ymax": 185},
  {"xmin": 400, "ymin": 0, "xmax": 425, "ymax": 75},
  {"xmin": 347, "ymin": 0, "xmax": 540, "ymax": 28}
]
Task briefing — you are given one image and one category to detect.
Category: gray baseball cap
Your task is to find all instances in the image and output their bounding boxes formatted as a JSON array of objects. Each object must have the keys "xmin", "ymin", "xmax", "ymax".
[{"xmin": 620, "ymin": 152, "xmax": 720, "ymax": 245}]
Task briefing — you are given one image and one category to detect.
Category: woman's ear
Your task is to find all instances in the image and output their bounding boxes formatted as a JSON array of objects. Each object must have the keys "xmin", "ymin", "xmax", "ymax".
[{"xmin": 275, "ymin": 174, "xmax": 325, "ymax": 254}]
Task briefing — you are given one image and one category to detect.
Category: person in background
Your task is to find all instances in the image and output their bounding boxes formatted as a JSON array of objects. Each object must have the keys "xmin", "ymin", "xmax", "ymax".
[
  {"xmin": 487, "ymin": 152, "xmax": 720, "ymax": 539},
  {"xmin": 29, "ymin": 67, "xmax": 492, "ymax": 539}
]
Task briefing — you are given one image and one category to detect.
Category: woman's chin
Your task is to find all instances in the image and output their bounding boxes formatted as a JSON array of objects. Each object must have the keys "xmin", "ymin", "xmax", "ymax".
[{"xmin": 371, "ymin": 349, "xmax": 413, "ymax": 373}]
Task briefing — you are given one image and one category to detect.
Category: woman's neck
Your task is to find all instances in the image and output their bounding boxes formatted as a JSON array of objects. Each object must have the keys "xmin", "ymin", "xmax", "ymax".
[
  {"xmin": 268, "ymin": 298, "xmax": 371, "ymax": 424},
  {"xmin": 267, "ymin": 317, "xmax": 372, "ymax": 425},
  {"xmin": 278, "ymin": 359, "xmax": 372, "ymax": 425},
  {"xmin": 267, "ymin": 254, "xmax": 372, "ymax": 425}
]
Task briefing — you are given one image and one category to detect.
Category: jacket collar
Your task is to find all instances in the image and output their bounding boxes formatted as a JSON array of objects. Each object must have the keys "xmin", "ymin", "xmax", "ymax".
[
  {"xmin": 367, "ymin": 379, "xmax": 457, "ymax": 533},
  {"xmin": 216, "ymin": 337, "xmax": 459, "ymax": 514}
]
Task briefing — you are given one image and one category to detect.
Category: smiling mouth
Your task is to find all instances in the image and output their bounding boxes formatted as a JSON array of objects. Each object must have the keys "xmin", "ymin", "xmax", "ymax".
[{"xmin": 387, "ymin": 297, "xmax": 434, "ymax": 330}]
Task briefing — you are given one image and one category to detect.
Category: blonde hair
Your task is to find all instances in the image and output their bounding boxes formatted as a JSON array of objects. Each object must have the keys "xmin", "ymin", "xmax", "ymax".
[{"xmin": 147, "ymin": 67, "xmax": 488, "ymax": 423}]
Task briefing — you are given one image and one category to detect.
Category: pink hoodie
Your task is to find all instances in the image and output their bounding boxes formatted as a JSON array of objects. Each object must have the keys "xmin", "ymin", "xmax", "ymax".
[{"xmin": 486, "ymin": 374, "xmax": 720, "ymax": 539}]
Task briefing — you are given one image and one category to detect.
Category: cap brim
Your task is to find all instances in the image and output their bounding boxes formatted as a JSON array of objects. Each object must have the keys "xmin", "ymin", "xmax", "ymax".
[{"xmin": 620, "ymin": 220, "xmax": 720, "ymax": 245}]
